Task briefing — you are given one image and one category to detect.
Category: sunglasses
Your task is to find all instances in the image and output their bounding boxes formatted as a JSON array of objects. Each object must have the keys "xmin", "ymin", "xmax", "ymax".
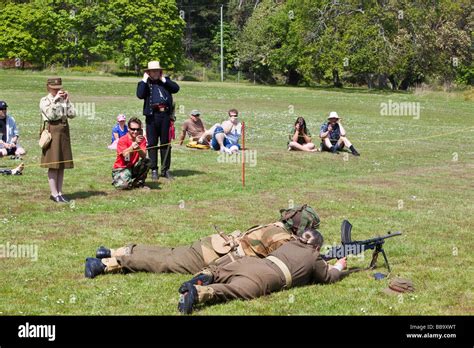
[{"xmin": 129, "ymin": 127, "xmax": 141, "ymax": 132}]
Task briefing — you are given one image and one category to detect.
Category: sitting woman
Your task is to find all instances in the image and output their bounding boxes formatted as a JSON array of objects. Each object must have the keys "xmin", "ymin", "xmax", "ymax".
[
  {"xmin": 108, "ymin": 114, "xmax": 128, "ymax": 150},
  {"xmin": 288, "ymin": 117, "xmax": 318, "ymax": 152}
]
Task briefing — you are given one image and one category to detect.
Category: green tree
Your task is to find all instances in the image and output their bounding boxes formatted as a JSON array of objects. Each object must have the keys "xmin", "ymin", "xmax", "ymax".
[
  {"xmin": 0, "ymin": 3, "xmax": 56, "ymax": 67},
  {"xmin": 104, "ymin": 0, "xmax": 185, "ymax": 72}
]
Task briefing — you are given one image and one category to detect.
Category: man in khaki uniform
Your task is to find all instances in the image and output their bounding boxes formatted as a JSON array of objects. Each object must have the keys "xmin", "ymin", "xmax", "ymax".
[
  {"xmin": 178, "ymin": 229, "xmax": 347, "ymax": 314},
  {"xmin": 85, "ymin": 205, "xmax": 320, "ymax": 279}
]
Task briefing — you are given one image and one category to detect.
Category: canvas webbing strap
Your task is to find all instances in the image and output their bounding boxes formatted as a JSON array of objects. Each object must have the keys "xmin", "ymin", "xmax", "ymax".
[{"xmin": 266, "ymin": 255, "xmax": 292, "ymax": 288}]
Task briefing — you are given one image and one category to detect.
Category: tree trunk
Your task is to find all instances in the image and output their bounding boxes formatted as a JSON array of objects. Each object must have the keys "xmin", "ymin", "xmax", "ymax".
[
  {"xmin": 388, "ymin": 75, "xmax": 398, "ymax": 90},
  {"xmin": 287, "ymin": 69, "xmax": 301, "ymax": 85},
  {"xmin": 333, "ymin": 69, "xmax": 342, "ymax": 87},
  {"xmin": 399, "ymin": 77, "xmax": 410, "ymax": 90},
  {"xmin": 366, "ymin": 73, "xmax": 374, "ymax": 89},
  {"xmin": 378, "ymin": 74, "xmax": 389, "ymax": 89}
]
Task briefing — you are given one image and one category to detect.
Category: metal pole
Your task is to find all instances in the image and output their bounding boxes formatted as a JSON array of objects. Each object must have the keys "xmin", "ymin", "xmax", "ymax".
[
  {"xmin": 242, "ymin": 121, "xmax": 245, "ymax": 188},
  {"xmin": 220, "ymin": 4, "xmax": 224, "ymax": 82}
]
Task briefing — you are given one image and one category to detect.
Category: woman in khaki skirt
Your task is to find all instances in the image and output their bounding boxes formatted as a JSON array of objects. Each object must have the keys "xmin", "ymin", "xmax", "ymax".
[{"xmin": 40, "ymin": 77, "xmax": 76, "ymax": 203}]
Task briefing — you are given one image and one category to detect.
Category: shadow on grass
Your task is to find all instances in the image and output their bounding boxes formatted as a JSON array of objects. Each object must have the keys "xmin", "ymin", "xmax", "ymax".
[
  {"xmin": 145, "ymin": 182, "xmax": 161, "ymax": 190},
  {"xmin": 170, "ymin": 169, "xmax": 206, "ymax": 177},
  {"xmin": 67, "ymin": 191, "xmax": 108, "ymax": 200}
]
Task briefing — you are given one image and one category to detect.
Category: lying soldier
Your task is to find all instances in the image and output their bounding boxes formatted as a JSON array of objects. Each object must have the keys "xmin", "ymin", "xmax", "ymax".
[
  {"xmin": 84, "ymin": 205, "xmax": 320, "ymax": 279},
  {"xmin": 178, "ymin": 228, "xmax": 347, "ymax": 314}
]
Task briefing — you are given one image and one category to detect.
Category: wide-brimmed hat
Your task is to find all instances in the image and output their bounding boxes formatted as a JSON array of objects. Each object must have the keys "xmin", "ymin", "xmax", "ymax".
[
  {"xmin": 328, "ymin": 111, "xmax": 340, "ymax": 120},
  {"xmin": 47, "ymin": 77, "xmax": 63, "ymax": 89},
  {"xmin": 145, "ymin": 61, "xmax": 165, "ymax": 71}
]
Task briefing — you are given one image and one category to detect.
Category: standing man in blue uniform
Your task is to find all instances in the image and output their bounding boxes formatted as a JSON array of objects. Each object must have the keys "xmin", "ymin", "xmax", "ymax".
[{"xmin": 137, "ymin": 61, "xmax": 180, "ymax": 180}]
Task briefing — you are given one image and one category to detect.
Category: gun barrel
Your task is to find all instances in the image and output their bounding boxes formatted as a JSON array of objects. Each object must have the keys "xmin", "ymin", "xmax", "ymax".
[
  {"xmin": 356, "ymin": 231, "xmax": 402, "ymax": 245},
  {"xmin": 321, "ymin": 231, "xmax": 402, "ymax": 261}
]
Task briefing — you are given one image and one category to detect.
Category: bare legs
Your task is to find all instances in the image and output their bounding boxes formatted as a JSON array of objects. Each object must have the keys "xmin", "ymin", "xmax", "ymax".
[
  {"xmin": 288, "ymin": 141, "xmax": 318, "ymax": 152},
  {"xmin": 48, "ymin": 168, "xmax": 65, "ymax": 197},
  {"xmin": 199, "ymin": 124, "xmax": 220, "ymax": 144}
]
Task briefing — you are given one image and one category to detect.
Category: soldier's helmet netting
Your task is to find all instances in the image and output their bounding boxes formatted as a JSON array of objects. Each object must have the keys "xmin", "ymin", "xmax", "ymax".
[{"xmin": 280, "ymin": 205, "xmax": 321, "ymax": 236}]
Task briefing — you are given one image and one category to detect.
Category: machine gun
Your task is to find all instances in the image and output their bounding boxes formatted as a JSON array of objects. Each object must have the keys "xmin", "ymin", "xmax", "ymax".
[{"xmin": 322, "ymin": 220, "xmax": 401, "ymax": 272}]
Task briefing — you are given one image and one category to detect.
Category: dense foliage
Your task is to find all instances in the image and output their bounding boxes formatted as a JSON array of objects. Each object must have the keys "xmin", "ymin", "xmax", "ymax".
[{"xmin": 0, "ymin": 0, "xmax": 472, "ymax": 87}]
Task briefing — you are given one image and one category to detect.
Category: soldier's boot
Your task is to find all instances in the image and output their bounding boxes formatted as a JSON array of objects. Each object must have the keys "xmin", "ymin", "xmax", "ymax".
[
  {"xmin": 85, "ymin": 256, "xmax": 124, "ymax": 279},
  {"xmin": 85, "ymin": 258, "xmax": 106, "ymax": 279},
  {"xmin": 178, "ymin": 269, "xmax": 214, "ymax": 294},
  {"xmin": 178, "ymin": 284, "xmax": 216, "ymax": 315},
  {"xmin": 96, "ymin": 245, "xmax": 131, "ymax": 259},
  {"xmin": 178, "ymin": 283, "xmax": 198, "ymax": 315},
  {"xmin": 96, "ymin": 246, "xmax": 111, "ymax": 259}
]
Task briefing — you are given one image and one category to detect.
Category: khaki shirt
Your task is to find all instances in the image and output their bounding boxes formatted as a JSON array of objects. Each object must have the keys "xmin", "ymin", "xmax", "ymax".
[{"xmin": 40, "ymin": 94, "xmax": 76, "ymax": 122}]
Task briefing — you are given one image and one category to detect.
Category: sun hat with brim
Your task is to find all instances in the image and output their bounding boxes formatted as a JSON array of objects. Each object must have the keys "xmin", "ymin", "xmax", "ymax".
[
  {"xmin": 47, "ymin": 77, "xmax": 63, "ymax": 89},
  {"xmin": 383, "ymin": 277, "xmax": 415, "ymax": 295},
  {"xmin": 145, "ymin": 61, "xmax": 165, "ymax": 71},
  {"xmin": 328, "ymin": 111, "xmax": 340, "ymax": 120}
]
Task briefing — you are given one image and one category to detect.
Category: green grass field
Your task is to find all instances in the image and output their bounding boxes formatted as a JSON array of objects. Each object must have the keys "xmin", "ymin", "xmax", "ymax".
[{"xmin": 0, "ymin": 70, "xmax": 472, "ymax": 315}]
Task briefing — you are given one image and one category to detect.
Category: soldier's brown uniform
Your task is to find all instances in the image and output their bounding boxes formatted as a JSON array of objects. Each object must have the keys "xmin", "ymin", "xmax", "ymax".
[
  {"xmin": 193, "ymin": 239, "xmax": 342, "ymax": 304},
  {"xmin": 103, "ymin": 222, "xmax": 294, "ymax": 275}
]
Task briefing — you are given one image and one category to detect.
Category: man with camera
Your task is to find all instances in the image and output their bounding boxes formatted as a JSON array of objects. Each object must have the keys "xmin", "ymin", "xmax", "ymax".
[
  {"xmin": 0, "ymin": 101, "xmax": 26, "ymax": 159},
  {"xmin": 136, "ymin": 61, "xmax": 180, "ymax": 181},
  {"xmin": 210, "ymin": 109, "xmax": 242, "ymax": 154},
  {"xmin": 111, "ymin": 117, "xmax": 151, "ymax": 189},
  {"xmin": 319, "ymin": 111, "xmax": 360, "ymax": 156}
]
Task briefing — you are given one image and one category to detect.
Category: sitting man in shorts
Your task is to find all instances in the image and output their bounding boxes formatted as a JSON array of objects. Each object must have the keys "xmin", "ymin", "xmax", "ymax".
[
  {"xmin": 210, "ymin": 108, "xmax": 242, "ymax": 154},
  {"xmin": 0, "ymin": 101, "xmax": 26, "ymax": 159},
  {"xmin": 112, "ymin": 117, "xmax": 151, "ymax": 189},
  {"xmin": 319, "ymin": 111, "xmax": 360, "ymax": 156}
]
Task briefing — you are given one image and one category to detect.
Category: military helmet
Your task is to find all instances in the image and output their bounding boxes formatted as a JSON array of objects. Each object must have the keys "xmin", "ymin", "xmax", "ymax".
[{"xmin": 279, "ymin": 204, "xmax": 321, "ymax": 236}]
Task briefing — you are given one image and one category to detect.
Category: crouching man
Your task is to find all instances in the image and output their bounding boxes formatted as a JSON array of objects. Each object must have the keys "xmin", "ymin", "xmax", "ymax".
[
  {"xmin": 178, "ymin": 228, "xmax": 347, "ymax": 314},
  {"xmin": 112, "ymin": 117, "xmax": 151, "ymax": 189}
]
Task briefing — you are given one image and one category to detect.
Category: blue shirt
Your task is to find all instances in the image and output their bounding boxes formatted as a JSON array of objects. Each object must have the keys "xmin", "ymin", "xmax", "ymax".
[
  {"xmin": 111, "ymin": 123, "xmax": 128, "ymax": 143},
  {"xmin": 320, "ymin": 122, "xmax": 341, "ymax": 141},
  {"xmin": 0, "ymin": 115, "xmax": 20, "ymax": 144}
]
